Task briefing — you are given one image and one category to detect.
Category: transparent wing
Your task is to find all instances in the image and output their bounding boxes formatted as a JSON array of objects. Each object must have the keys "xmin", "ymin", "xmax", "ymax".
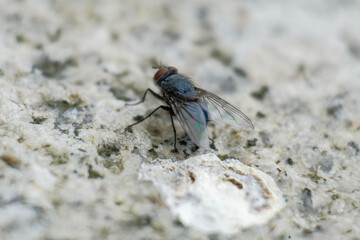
[
  {"xmin": 170, "ymin": 100, "xmax": 209, "ymax": 148},
  {"xmin": 195, "ymin": 88, "xmax": 254, "ymax": 130}
]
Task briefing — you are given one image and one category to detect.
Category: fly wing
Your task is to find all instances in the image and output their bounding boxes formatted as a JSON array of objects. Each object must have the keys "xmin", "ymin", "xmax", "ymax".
[
  {"xmin": 170, "ymin": 100, "xmax": 209, "ymax": 148},
  {"xmin": 195, "ymin": 88, "xmax": 254, "ymax": 130}
]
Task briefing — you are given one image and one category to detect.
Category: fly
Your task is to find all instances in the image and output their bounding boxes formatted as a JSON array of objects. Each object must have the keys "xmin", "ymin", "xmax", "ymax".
[{"xmin": 125, "ymin": 65, "xmax": 254, "ymax": 151}]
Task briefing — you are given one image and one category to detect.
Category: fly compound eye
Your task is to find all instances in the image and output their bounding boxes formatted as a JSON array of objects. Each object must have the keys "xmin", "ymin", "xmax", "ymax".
[
  {"xmin": 153, "ymin": 68, "xmax": 168, "ymax": 81},
  {"xmin": 168, "ymin": 66, "xmax": 178, "ymax": 72}
]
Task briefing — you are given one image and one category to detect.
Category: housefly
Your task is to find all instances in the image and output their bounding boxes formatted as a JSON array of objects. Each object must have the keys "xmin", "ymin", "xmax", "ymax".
[{"xmin": 126, "ymin": 65, "xmax": 254, "ymax": 151}]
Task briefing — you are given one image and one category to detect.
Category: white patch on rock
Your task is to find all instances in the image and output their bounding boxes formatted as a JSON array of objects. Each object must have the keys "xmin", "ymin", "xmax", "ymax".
[{"xmin": 139, "ymin": 153, "xmax": 284, "ymax": 234}]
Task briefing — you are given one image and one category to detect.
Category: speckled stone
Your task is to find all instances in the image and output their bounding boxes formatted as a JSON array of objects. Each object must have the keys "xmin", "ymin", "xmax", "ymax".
[
  {"xmin": 139, "ymin": 153, "xmax": 284, "ymax": 233},
  {"xmin": 1, "ymin": 0, "xmax": 360, "ymax": 239}
]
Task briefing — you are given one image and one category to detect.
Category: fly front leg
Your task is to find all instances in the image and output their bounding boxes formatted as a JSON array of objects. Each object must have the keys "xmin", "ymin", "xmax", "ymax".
[
  {"xmin": 126, "ymin": 89, "xmax": 163, "ymax": 106},
  {"xmin": 125, "ymin": 105, "xmax": 179, "ymax": 153},
  {"xmin": 125, "ymin": 105, "xmax": 171, "ymax": 131}
]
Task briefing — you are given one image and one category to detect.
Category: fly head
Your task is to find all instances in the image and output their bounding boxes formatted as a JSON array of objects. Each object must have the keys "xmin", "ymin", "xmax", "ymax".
[{"xmin": 153, "ymin": 65, "xmax": 178, "ymax": 85}]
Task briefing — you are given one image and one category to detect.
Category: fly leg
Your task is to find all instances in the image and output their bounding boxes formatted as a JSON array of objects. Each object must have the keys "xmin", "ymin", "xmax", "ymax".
[
  {"xmin": 125, "ymin": 105, "xmax": 171, "ymax": 131},
  {"xmin": 126, "ymin": 89, "xmax": 163, "ymax": 106},
  {"xmin": 207, "ymin": 126, "xmax": 217, "ymax": 150},
  {"xmin": 169, "ymin": 112, "xmax": 178, "ymax": 153},
  {"xmin": 208, "ymin": 137, "xmax": 217, "ymax": 151}
]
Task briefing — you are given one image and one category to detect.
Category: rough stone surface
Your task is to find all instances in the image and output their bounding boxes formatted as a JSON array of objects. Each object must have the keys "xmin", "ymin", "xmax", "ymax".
[
  {"xmin": 1, "ymin": 0, "xmax": 360, "ymax": 239},
  {"xmin": 139, "ymin": 153, "xmax": 284, "ymax": 234}
]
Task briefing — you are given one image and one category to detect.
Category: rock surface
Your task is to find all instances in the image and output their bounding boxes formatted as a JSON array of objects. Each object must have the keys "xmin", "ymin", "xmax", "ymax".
[
  {"xmin": 1, "ymin": 0, "xmax": 360, "ymax": 239},
  {"xmin": 139, "ymin": 153, "xmax": 284, "ymax": 234}
]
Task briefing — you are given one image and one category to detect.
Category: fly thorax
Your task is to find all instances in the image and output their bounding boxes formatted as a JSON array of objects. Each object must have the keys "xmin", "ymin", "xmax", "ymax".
[{"xmin": 160, "ymin": 75, "xmax": 197, "ymax": 100}]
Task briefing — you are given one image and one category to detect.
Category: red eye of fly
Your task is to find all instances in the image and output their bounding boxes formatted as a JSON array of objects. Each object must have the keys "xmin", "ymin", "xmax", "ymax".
[
  {"xmin": 153, "ymin": 66, "xmax": 178, "ymax": 81},
  {"xmin": 168, "ymin": 66, "xmax": 178, "ymax": 72},
  {"xmin": 153, "ymin": 68, "xmax": 168, "ymax": 81}
]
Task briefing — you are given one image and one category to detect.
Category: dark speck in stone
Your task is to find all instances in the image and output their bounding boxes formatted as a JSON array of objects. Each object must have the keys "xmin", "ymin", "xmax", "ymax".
[
  {"xmin": 31, "ymin": 116, "xmax": 47, "ymax": 124},
  {"xmin": 87, "ymin": 164, "xmax": 103, "ymax": 179},
  {"xmin": 97, "ymin": 143, "xmax": 120, "ymax": 158},
  {"xmin": 210, "ymin": 48, "xmax": 232, "ymax": 66},
  {"xmin": 300, "ymin": 188, "xmax": 313, "ymax": 212},
  {"xmin": 348, "ymin": 141, "xmax": 359, "ymax": 154},
  {"xmin": 256, "ymin": 111, "xmax": 266, "ymax": 118},
  {"xmin": 286, "ymin": 158, "xmax": 294, "ymax": 165},
  {"xmin": 251, "ymin": 86, "xmax": 269, "ymax": 101},
  {"xmin": 233, "ymin": 67, "xmax": 248, "ymax": 78},
  {"xmin": 246, "ymin": 138, "xmax": 257, "ymax": 147},
  {"xmin": 33, "ymin": 55, "xmax": 77, "ymax": 79},
  {"xmin": 0, "ymin": 155, "xmax": 21, "ymax": 169},
  {"xmin": 133, "ymin": 115, "xmax": 144, "ymax": 122},
  {"xmin": 326, "ymin": 104, "xmax": 342, "ymax": 118},
  {"xmin": 110, "ymin": 87, "xmax": 132, "ymax": 101}
]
